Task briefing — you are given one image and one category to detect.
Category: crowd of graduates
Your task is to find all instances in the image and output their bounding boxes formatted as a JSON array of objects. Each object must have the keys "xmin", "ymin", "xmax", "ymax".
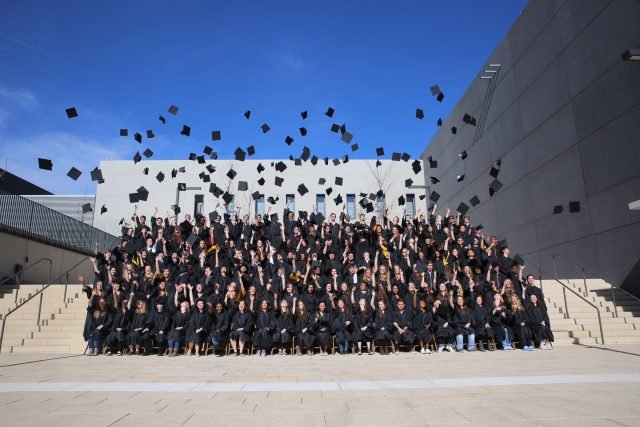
[{"xmin": 82, "ymin": 203, "xmax": 554, "ymax": 357}]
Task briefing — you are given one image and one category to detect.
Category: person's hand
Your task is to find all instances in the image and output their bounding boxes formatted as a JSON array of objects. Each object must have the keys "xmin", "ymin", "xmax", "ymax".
[
  {"xmin": 96, "ymin": 325, "xmax": 103, "ymax": 330},
  {"xmin": 159, "ymin": 330, "xmax": 164, "ymax": 335},
  {"xmin": 465, "ymin": 322, "xmax": 471, "ymax": 328}
]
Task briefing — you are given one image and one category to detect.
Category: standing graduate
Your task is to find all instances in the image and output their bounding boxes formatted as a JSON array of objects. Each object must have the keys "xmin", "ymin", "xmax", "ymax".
[
  {"xmin": 526, "ymin": 294, "xmax": 553, "ymax": 350},
  {"xmin": 414, "ymin": 299, "xmax": 434, "ymax": 354}
]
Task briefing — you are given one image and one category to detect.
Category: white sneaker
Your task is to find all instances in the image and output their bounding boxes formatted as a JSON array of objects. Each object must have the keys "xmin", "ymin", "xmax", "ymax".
[
  {"xmin": 394, "ymin": 350, "xmax": 400, "ymax": 355},
  {"xmin": 420, "ymin": 347, "xmax": 426, "ymax": 354},
  {"xmin": 425, "ymin": 348, "xmax": 432, "ymax": 354},
  {"xmin": 445, "ymin": 345, "xmax": 454, "ymax": 352},
  {"xmin": 437, "ymin": 345, "xmax": 444, "ymax": 353}
]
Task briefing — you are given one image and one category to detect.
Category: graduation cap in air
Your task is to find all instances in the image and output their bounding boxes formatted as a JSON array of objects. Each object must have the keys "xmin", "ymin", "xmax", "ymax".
[
  {"xmin": 203, "ymin": 146, "xmax": 213, "ymax": 155},
  {"xmin": 365, "ymin": 202, "xmax": 374, "ymax": 213},
  {"xmin": 569, "ymin": 201, "xmax": 581, "ymax": 213},
  {"xmin": 267, "ymin": 196, "xmax": 277, "ymax": 205},
  {"xmin": 146, "ymin": 130, "xmax": 155, "ymax": 139},
  {"xmin": 330, "ymin": 124, "xmax": 340, "ymax": 133},
  {"xmin": 143, "ymin": 148, "xmax": 153, "ymax": 158},
  {"xmin": 405, "ymin": 178, "xmax": 413, "ymax": 188},
  {"xmin": 247, "ymin": 145, "xmax": 256, "ymax": 156},
  {"xmin": 65, "ymin": 107, "xmax": 78, "ymax": 118},
  {"xmin": 257, "ymin": 177, "xmax": 265, "ymax": 186},
  {"xmin": 81, "ymin": 203, "xmax": 92, "ymax": 214},
  {"xmin": 401, "ymin": 152, "xmax": 410, "ymax": 162},
  {"xmin": 100, "ymin": 205, "xmax": 107, "ymax": 215},
  {"xmin": 181, "ymin": 125, "xmax": 191, "ymax": 136},
  {"xmin": 168, "ymin": 105, "xmax": 179, "ymax": 115},
  {"xmin": 376, "ymin": 189, "xmax": 385, "ymax": 198},
  {"xmin": 376, "ymin": 147, "xmax": 384, "ymax": 156},
  {"xmin": 295, "ymin": 158, "xmax": 302, "ymax": 166},
  {"xmin": 90, "ymin": 168, "xmax": 103, "ymax": 182},
  {"xmin": 311, "ymin": 155, "xmax": 318, "ymax": 165},
  {"xmin": 67, "ymin": 167, "xmax": 82, "ymax": 181},
  {"xmin": 340, "ymin": 124, "xmax": 347, "ymax": 134},
  {"xmin": 297, "ymin": 183, "xmax": 308, "ymax": 196},
  {"xmin": 349, "ymin": 143, "xmax": 359, "ymax": 153},
  {"xmin": 261, "ymin": 123, "xmax": 270, "ymax": 133},
  {"xmin": 457, "ymin": 202, "xmax": 470, "ymax": 216},
  {"xmin": 456, "ymin": 174, "xmax": 465, "ymax": 182},
  {"xmin": 429, "ymin": 85, "xmax": 441, "ymax": 96},
  {"xmin": 208, "ymin": 211, "xmax": 219, "ymax": 223},
  {"xmin": 128, "ymin": 193, "xmax": 140, "ymax": 203},
  {"xmin": 211, "ymin": 131, "xmax": 221, "ymax": 141},
  {"xmin": 189, "ymin": 153, "xmax": 197, "ymax": 161},
  {"xmin": 171, "ymin": 204, "xmax": 181, "ymax": 215},
  {"xmin": 342, "ymin": 155, "xmax": 349, "ymax": 164},
  {"xmin": 143, "ymin": 167, "xmax": 149, "ymax": 175},
  {"xmin": 171, "ymin": 169, "xmax": 178, "ymax": 179},
  {"xmin": 275, "ymin": 161, "xmax": 287, "ymax": 173},
  {"xmin": 251, "ymin": 191, "xmax": 261, "ymax": 201},
  {"xmin": 133, "ymin": 152, "xmax": 142, "ymax": 164},
  {"xmin": 234, "ymin": 147, "xmax": 246, "ymax": 161},
  {"xmin": 553, "ymin": 205, "xmax": 563, "ymax": 214},
  {"xmin": 136, "ymin": 186, "xmax": 149, "ymax": 201},
  {"xmin": 301, "ymin": 110, "xmax": 308, "ymax": 119},
  {"xmin": 462, "ymin": 113, "xmax": 472, "ymax": 124},
  {"xmin": 186, "ymin": 233, "xmax": 199, "ymax": 247},
  {"xmin": 209, "ymin": 151, "xmax": 218, "ymax": 160},
  {"xmin": 451, "ymin": 127, "xmax": 457, "ymax": 135},
  {"xmin": 244, "ymin": 110, "xmax": 251, "ymax": 119},
  {"xmin": 416, "ymin": 108, "xmax": 424, "ymax": 119},
  {"xmin": 470, "ymin": 117, "xmax": 477, "ymax": 126},
  {"xmin": 359, "ymin": 198, "xmax": 368, "ymax": 209},
  {"xmin": 469, "ymin": 196, "xmax": 480, "ymax": 207},
  {"xmin": 398, "ymin": 195, "xmax": 406, "ymax": 206},
  {"xmin": 285, "ymin": 135, "xmax": 294, "ymax": 145},
  {"xmin": 430, "ymin": 176, "xmax": 440, "ymax": 184},
  {"xmin": 159, "ymin": 115, "xmax": 166, "ymax": 124},
  {"xmin": 419, "ymin": 195, "xmax": 426, "ymax": 200},
  {"xmin": 489, "ymin": 179, "xmax": 503, "ymax": 196},
  {"xmin": 459, "ymin": 151, "xmax": 467, "ymax": 160},
  {"xmin": 427, "ymin": 156, "xmax": 437, "ymax": 168},
  {"xmin": 335, "ymin": 177, "xmax": 343, "ymax": 186},
  {"xmin": 333, "ymin": 194, "xmax": 343, "ymax": 205},
  {"xmin": 490, "ymin": 166, "xmax": 500, "ymax": 178},
  {"xmin": 196, "ymin": 155, "xmax": 205, "ymax": 164},
  {"xmin": 120, "ymin": 129, "xmax": 128, "ymax": 137},
  {"xmin": 156, "ymin": 172, "xmax": 165, "ymax": 183},
  {"xmin": 429, "ymin": 191, "xmax": 441, "ymax": 203},
  {"xmin": 437, "ymin": 92, "xmax": 444, "ymax": 102},
  {"xmin": 209, "ymin": 183, "xmax": 224, "ymax": 197},
  {"xmin": 325, "ymin": 107, "xmax": 335, "ymax": 117},
  {"xmin": 392, "ymin": 153, "xmax": 401, "ymax": 161},
  {"xmin": 134, "ymin": 132, "xmax": 142, "ymax": 143},
  {"xmin": 227, "ymin": 168, "xmax": 237, "ymax": 180},
  {"xmin": 326, "ymin": 187, "xmax": 333, "ymax": 195},
  {"xmin": 318, "ymin": 178, "xmax": 326, "ymax": 185},
  {"xmin": 437, "ymin": 118, "xmax": 442, "ymax": 127},
  {"xmin": 376, "ymin": 160, "xmax": 382, "ymax": 167},
  {"xmin": 299, "ymin": 127, "xmax": 308, "ymax": 136},
  {"xmin": 341, "ymin": 132, "xmax": 353, "ymax": 144},
  {"xmin": 222, "ymin": 192, "xmax": 234, "ymax": 205},
  {"xmin": 513, "ymin": 254, "xmax": 525, "ymax": 266},
  {"xmin": 275, "ymin": 176, "xmax": 284, "ymax": 187},
  {"xmin": 301, "ymin": 148, "xmax": 311, "ymax": 162},
  {"xmin": 238, "ymin": 181, "xmax": 248, "ymax": 191},
  {"xmin": 179, "ymin": 166, "xmax": 186, "ymax": 172},
  {"xmin": 332, "ymin": 158, "xmax": 341, "ymax": 166},
  {"xmin": 411, "ymin": 160, "xmax": 422, "ymax": 174},
  {"xmin": 257, "ymin": 163, "xmax": 265, "ymax": 173},
  {"xmin": 206, "ymin": 165, "xmax": 215, "ymax": 174}
]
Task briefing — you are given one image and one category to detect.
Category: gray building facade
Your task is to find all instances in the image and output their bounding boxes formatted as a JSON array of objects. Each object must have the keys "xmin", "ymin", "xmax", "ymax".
[{"xmin": 421, "ymin": 0, "xmax": 640, "ymax": 293}]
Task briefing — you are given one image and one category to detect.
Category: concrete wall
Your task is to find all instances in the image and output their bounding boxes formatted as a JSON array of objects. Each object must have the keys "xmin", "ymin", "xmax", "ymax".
[
  {"xmin": 421, "ymin": 0, "xmax": 640, "ymax": 293},
  {"xmin": 0, "ymin": 232, "xmax": 94, "ymax": 285},
  {"xmin": 94, "ymin": 159, "xmax": 427, "ymax": 236},
  {"xmin": 22, "ymin": 195, "xmax": 96, "ymax": 226}
]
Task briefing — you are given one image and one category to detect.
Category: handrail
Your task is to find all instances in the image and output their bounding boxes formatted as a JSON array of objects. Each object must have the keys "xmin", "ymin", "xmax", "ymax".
[
  {"xmin": 0, "ymin": 256, "xmax": 91, "ymax": 353},
  {"xmin": 0, "ymin": 257, "xmax": 52, "ymax": 288},
  {"xmin": 552, "ymin": 253, "xmax": 640, "ymax": 315},
  {"xmin": 526, "ymin": 258, "xmax": 605, "ymax": 345}
]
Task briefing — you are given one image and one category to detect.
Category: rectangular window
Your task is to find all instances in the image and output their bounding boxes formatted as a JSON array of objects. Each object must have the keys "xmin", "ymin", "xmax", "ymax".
[
  {"xmin": 255, "ymin": 194, "xmax": 265, "ymax": 216},
  {"xmin": 316, "ymin": 194, "xmax": 325, "ymax": 216},
  {"xmin": 286, "ymin": 194, "xmax": 295, "ymax": 213},
  {"xmin": 376, "ymin": 196, "xmax": 385, "ymax": 217},
  {"xmin": 226, "ymin": 196, "xmax": 235, "ymax": 214},
  {"xmin": 346, "ymin": 194, "xmax": 356, "ymax": 218},
  {"xmin": 406, "ymin": 194, "xmax": 415, "ymax": 217},
  {"xmin": 194, "ymin": 195, "xmax": 204, "ymax": 217}
]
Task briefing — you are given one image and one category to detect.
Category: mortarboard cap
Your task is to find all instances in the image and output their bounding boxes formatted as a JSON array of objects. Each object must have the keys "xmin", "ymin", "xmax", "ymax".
[
  {"xmin": 335, "ymin": 177, "xmax": 343, "ymax": 186},
  {"xmin": 299, "ymin": 127, "xmax": 307, "ymax": 136},
  {"xmin": 250, "ymin": 191, "xmax": 260, "ymax": 201},
  {"xmin": 451, "ymin": 126, "xmax": 457, "ymax": 135},
  {"xmin": 267, "ymin": 196, "xmax": 277, "ymax": 204},
  {"xmin": 490, "ymin": 166, "xmax": 500, "ymax": 178},
  {"xmin": 189, "ymin": 153, "xmax": 197, "ymax": 161},
  {"xmin": 275, "ymin": 176, "xmax": 284, "ymax": 187},
  {"xmin": 376, "ymin": 147, "xmax": 384, "ymax": 156},
  {"xmin": 318, "ymin": 178, "xmax": 326, "ymax": 185},
  {"xmin": 301, "ymin": 110, "xmax": 308, "ymax": 119},
  {"xmin": 326, "ymin": 187, "xmax": 333, "ymax": 195},
  {"xmin": 392, "ymin": 153, "xmax": 401, "ymax": 161},
  {"xmin": 196, "ymin": 155, "xmax": 205, "ymax": 164},
  {"xmin": 186, "ymin": 234, "xmax": 198, "ymax": 247},
  {"xmin": 261, "ymin": 123, "xmax": 270, "ymax": 133},
  {"xmin": 456, "ymin": 174, "xmax": 465, "ymax": 182},
  {"xmin": 325, "ymin": 107, "xmax": 334, "ymax": 117},
  {"xmin": 156, "ymin": 172, "xmax": 165, "ymax": 183},
  {"xmin": 137, "ymin": 186, "xmax": 149, "ymax": 201},
  {"xmin": 146, "ymin": 130, "xmax": 155, "ymax": 139},
  {"xmin": 100, "ymin": 205, "xmax": 107, "ymax": 215},
  {"xmin": 159, "ymin": 115, "xmax": 166, "ymax": 124},
  {"xmin": 457, "ymin": 202, "xmax": 470, "ymax": 216},
  {"xmin": 376, "ymin": 160, "xmax": 382, "ymax": 167},
  {"xmin": 437, "ymin": 118, "xmax": 442, "ymax": 127},
  {"xmin": 129, "ymin": 193, "xmax": 140, "ymax": 203},
  {"xmin": 209, "ymin": 183, "xmax": 224, "ymax": 197},
  {"xmin": 206, "ymin": 165, "xmax": 215, "ymax": 173},
  {"xmin": 82, "ymin": 203, "xmax": 92, "ymax": 214},
  {"xmin": 405, "ymin": 178, "xmax": 413, "ymax": 188},
  {"xmin": 134, "ymin": 132, "xmax": 142, "ymax": 143},
  {"xmin": 330, "ymin": 124, "xmax": 340, "ymax": 133},
  {"xmin": 244, "ymin": 110, "xmax": 251, "ymax": 119},
  {"xmin": 430, "ymin": 176, "xmax": 440, "ymax": 184},
  {"xmin": 227, "ymin": 168, "xmax": 237, "ymax": 180},
  {"xmin": 203, "ymin": 146, "xmax": 213, "ymax": 155},
  {"xmin": 168, "ymin": 105, "xmax": 179, "ymax": 115},
  {"xmin": 469, "ymin": 196, "xmax": 480, "ymax": 207},
  {"xmin": 310, "ymin": 155, "xmax": 318, "ymax": 165},
  {"xmin": 459, "ymin": 151, "xmax": 467, "ymax": 160},
  {"xmin": 332, "ymin": 158, "xmax": 341, "ymax": 166},
  {"xmin": 209, "ymin": 211, "xmax": 219, "ymax": 223},
  {"xmin": 419, "ymin": 195, "xmax": 426, "ymax": 200},
  {"xmin": 365, "ymin": 202, "xmax": 374, "ymax": 213},
  {"xmin": 462, "ymin": 114, "xmax": 471, "ymax": 124},
  {"xmin": 120, "ymin": 129, "xmax": 128, "ymax": 137},
  {"xmin": 285, "ymin": 135, "xmax": 294, "ymax": 145},
  {"xmin": 38, "ymin": 158, "xmax": 53, "ymax": 171},
  {"xmin": 275, "ymin": 161, "xmax": 287, "ymax": 173},
  {"xmin": 67, "ymin": 167, "xmax": 82, "ymax": 181},
  {"xmin": 181, "ymin": 125, "xmax": 191, "ymax": 136},
  {"xmin": 489, "ymin": 179, "xmax": 503, "ymax": 194},
  {"xmin": 270, "ymin": 213, "xmax": 279, "ymax": 222},
  {"xmin": 429, "ymin": 191, "xmax": 440, "ymax": 203},
  {"xmin": 143, "ymin": 148, "xmax": 153, "ymax": 158},
  {"xmin": 143, "ymin": 167, "xmax": 149, "ymax": 175},
  {"xmin": 416, "ymin": 108, "xmax": 424, "ymax": 119},
  {"xmin": 401, "ymin": 152, "xmax": 410, "ymax": 162},
  {"xmin": 428, "ymin": 156, "xmax": 437, "ymax": 168},
  {"xmin": 238, "ymin": 181, "xmax": 248, "ymax": 191},
  {"xmin": 171, "ymin": 169, "xmax": 178, "ymax": 178},
  {"xmin": 569, "ymin": 201, "xmax": 581, "ymax": 213},
  {"xmin": 257, "ymin": 163, "xmax": 265, "ymax": 173},
  {"xmin": 553, "ymin": 205, "xmax": 563, "ymax": 214},
  {"xmin": 247, "ymin": 145, "xmax": 255, "ymax": 156},
  {"xmin": 398, "ymin": 195, "xmax": 406, "ymax": 206},
  {"xmin": 234, "ymin": 147, "xmax": 246, "ymax": 161},
  {"xmin": 430, "ymin": 85, "xmax": 441, "ymax": 96},
  {"xmin": 297, "ymin": 183, "xmax": 308, "ymax": 196},
  {"xmin": 133, "ymin": 152, "xmax": 142, "ymax": 164},
  {"xmin": 90, "ymin": 168, "xmax": 103, "ymax": 181},
  {"xmin": 351, "ymin": 143, "xmax": 359, "ymax": 152},
  {"xmin": 211, "ymin": 130, "xmax": 222, "ymax": 141},
  {"xmin": 171, "ymin": 204, "xmax": 181, "ymax": 215},
  {"xmin": 333, "ymin": 194, "xmax": 343, "ymax": 205},
  {"xmin": 376, "ymin": 189, "xmax": 384, "ymax": 198},
  {"xmin": 222, "ymin": 192, "xmax": 234, "ymax": 205},
  {"xmin": 341, "ymin": 132, "xmax": 353, "ymax": 144},
  {"xmin": 437, "ymin": 92, "xmax": 444, "ymax": 102},
  {"xmin": 257, "ymin": 177, "xmax": 265, "ymax": 186},
  {"xmin": 411, "ymin": 160, "xmax": 422, "ymax": 174},
  {"xmin": 65, "ymin": 107, "xmax": 78, "ymax": 118}
]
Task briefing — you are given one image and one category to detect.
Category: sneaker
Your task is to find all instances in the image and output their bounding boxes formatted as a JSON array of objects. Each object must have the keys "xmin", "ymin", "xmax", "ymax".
[
  {"xmin": 425, "ymin": 348, "xmax": 432, "ymax": 354},
  {"xmin": 116, "ymin": 351, "xmax": 122, "ymax": 356},
  {"xmin": 437, "ymin": 345, "xmax": 444, "ymax": 353},
  {"xmin": 368, "ymin": 349, "xmax": 373, "ymax": 355},
  {"xmin": 394, "ymin": 350, "xmax": 400, "ymax": 355},
  {"xmin": 106, "ymin": 351, "xmax": 112, "ymax": 356},
  {"xmin": 357, "ymin": 349, "xmax": 362, "ymax": 355},
  {"xmin": 468, "ymin": 347, "xmax": 476, "ymax": 352},
  {"xmin": 445, "ymin": 345, "xmax": 454, "ymax": 352},
  {"xmin": 420, "ymin": 347, "xmax": 426, "ymax": 354}
]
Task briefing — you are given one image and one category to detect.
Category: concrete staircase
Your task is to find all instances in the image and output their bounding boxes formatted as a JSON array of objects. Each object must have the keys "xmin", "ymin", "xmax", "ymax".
[
  {"xmin": 0, "ymin": 284, "xmax": 86, "ymax": 353},
  {"xmin": 541, "ymin": 279, "xmax": 640, "ymax": 345}
]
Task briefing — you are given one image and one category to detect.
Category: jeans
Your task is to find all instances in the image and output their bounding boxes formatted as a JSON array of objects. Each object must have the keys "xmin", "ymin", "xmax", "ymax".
[
  {"xmin": 338, "ymin": 340, "xmax": 349, "ymax": 354},
  {"xmin": 456, "ymin": 332, "xmax": 475, "ymax": 351},
  {"xmin": 88, "ymin": 336, "xmax": 102, "ymax": 350},
  {"xmin": 167, "ymin": 338, "xmax": 181, "ymax": 349},
  {"xmin": 211, "ymin": 337, "xmax": 221, "ymax": 348},
  {"xmin": 502, "ymin": 327, "xmax": 512, "ymax": 348}
]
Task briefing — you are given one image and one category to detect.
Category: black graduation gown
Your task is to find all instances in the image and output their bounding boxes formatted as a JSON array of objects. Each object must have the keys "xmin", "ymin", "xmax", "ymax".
[
  {"xmin": 152, "ymin": 310, "xmax": 172, "ymax": 344},
  {"xmin": 507, "ymin": 309, "xmax": 532, "ymax": 344},
  {"xmin": 127, "ymin": 310, "xmax": 152, "ymax": 345},
  {"xmin": 295, "ymin": 314, "xmax": 315, "ymax": 348},
  {"xmin": 273, "ymin": 313, "xmax": 295, "ymax": 345},
  {"xmin": 252, "ymin": 311, "xmax": 276, "ymax": 349},
  {"xmin": 188, "ymin": 309, "xmax": 212, "ymax": 344},
  {"xmin": 210, "ymin": 309, "xmax": 230, "ymax": 344},
  {"xmin": 434, "ymin": 302, "xmax": 455, "ymax": 339},
  {"xmin": 526, "ymin": 305, "xmax": 554, "ymax": 342},
  {"xmin": 313, "ymin": 311, "xmax": 333, "ymax": 348},
  {"xmin": 168, "ymin": 310, "xmax": 190, "ymax": 344},
  {"xmin": 106, "ymin": 310, "xmax": 129, "ymax": 346},
  {"xmin": 391, "ymin": 309, "xmax": 416, "ymax": 344},
  {"xmin": 413, "ymin": 309, "xmax": 433, "ymax": 343},
  {"xmin": 471, "ymin": 304, "xmax": 493, "ymax": 337},
  {"xmin": 88, "ymin": 310, "xmax": 112, "ymax": 342},
  {"xmin": 373, "ymin": 310, "xmax": 393, "ymax": 341},
  {"xmin": 230, "ymin": 310, "xmax": 253, "ymax": 342},
  {"xmin": 352, "ymin": 310, "xmax": 373, "ymax": 342},
  {"xmin": 332, "ymin": 310, "xmax": 354, "ymax": 344},
  {"xmin": 453, "ymin": 308, "xmax": 475, "ymax": 335}
]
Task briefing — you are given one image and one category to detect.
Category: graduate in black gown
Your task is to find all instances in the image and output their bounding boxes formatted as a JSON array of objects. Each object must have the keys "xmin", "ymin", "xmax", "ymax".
[
  {"xmin": 391, "ymin": 299, "xmax": 416, "ymax": 353},
  {"xmin": 332, "ymin": 297, "xmax": 354, "ymax": 354},
  {"xmin": 313, "ymin": 301, "xmax": 333, "ymax": 355},
  {"xmin": 106, "ymin": 299, "xmax": 130, "ymax": 355},
  {"xmin": 507, "ymin": 294, "xmax": 533, "ymax": 351},
  {"xmin": 374, "ymin": 299, "xmax": 393, "ymax": 355},
  {"xmin": 295, "ymin": 300, "xmax": 315, "ymax": 356},
  {"xmin": 209, "ymin": 302, "xmax": 230, "ymax": 356},
  {"xmin": 151, "ymin": 300, "xmax": 171, "ymax": 355},
  {"xmin": 230, "ymin": 300, "xmax": 253, "ymax": 356},
  {"xmin": 253, "ymin": 300, "xmax": 276, "ymax": 356},
  {"xmin": 85, "ymin": 297, "xmax": 112, "ymax": 355},
  {"xmin": 273, "ymin": 300, "xmax": 294, "ymax": 355},
  {"xmin": 167, "ymin": 301, "xmax": 190, "ymax": 356},
  {"xmin": 187, "ymin": 298, "xmax": 211, "ymax": 356},
  {"xmin": 471, "ymin": 294, "xmax": 493, "ymax": 351},
  {"xmin": 127, "ymin": 297, "xmax": 152, "ymax": 355},
  {"xmin": 526, "ymin": 294, "xmax": 553, "ymax": 350},
  {"xmin": 352, "ymin": 298, "xmax": 374, "ymax": 355},
  {"xmin": 414, "ymin": 299, "xmax": 434, "ymax": 354}
]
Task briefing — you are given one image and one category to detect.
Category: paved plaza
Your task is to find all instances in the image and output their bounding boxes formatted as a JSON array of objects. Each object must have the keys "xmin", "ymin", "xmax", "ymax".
[{"xmin": 1, "ymin": 345, "xmax": 640, "ymax": 426}]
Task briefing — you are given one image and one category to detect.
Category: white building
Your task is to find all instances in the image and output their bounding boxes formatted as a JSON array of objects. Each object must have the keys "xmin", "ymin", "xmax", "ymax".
[{"xmin": 93, "ymin": 159, "xmax": 427, "ymax": 235}]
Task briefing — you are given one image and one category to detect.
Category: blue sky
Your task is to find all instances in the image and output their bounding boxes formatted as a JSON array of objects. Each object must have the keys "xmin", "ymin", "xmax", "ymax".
[{"xmin": 0, "ymin": 0, "xmax": 527, "ymax": 194}]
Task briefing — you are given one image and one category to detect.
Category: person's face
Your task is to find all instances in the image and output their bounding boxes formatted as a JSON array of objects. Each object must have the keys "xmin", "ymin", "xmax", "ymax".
[
  {"xmin": 527, "ymin": 276, "xmax": 535, "ymax": 285},
  {"xmin": 280, "ymin": 302, "xmax": 288, "ymax": 313},
  {"xmin": 337, "ymin": 299, "xmax": 345, "ymax": 309},
  {"xmin": 197, "ymin": 300, "xmax": 204, "ymax": 310},
  {"xmin": 261, "ymin": 300, "xmax": 268, "ymax": 310},
  {"xmin": 98, "ymin": 298, "xmax": 106, "ymax": 309},
  {"xmin": 378, "ymin": 300, "xmax": 385, "ymax": 310},
  {"xmin": 318, "ymin": 302, "xmax": 326, "ymax": 312},
  {"xmin": 181, "ymin": 301, "xmax": 189, "ymax": 312},
  {"xmin": 330, "ymin": 213, "xmax": 336, "ymax": 222},
  {"xmin": 238, "ymin": 301, "xmax": 246, "ymax": 311},
  {"xmin": 439, "ymin": 283, "xmax": 446, "ymax": 293},
  {"xmin": 456, "ymin": 296, "xmax": 464, "ymax": 307},
  {"xmin": 530, "ymin": 294, "xmax": 538, "ymax": 305},
  {"xmin": 157, "ymin": 304, "xmax": 164, "ymax": 312},
  {"xmin": 216, "ymin": 303, "xmax": 223, "ymax": 313}
]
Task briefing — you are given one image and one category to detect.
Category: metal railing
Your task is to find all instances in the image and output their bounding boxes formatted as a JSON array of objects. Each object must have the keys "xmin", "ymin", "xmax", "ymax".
[
  {"xmin": 0, "ymin": 257, "xmax": 91, "ymax": 353},
  {"xmin": 0, "ymin": 257, "xmax": 52, "ymax": 288},
  {"xmin": 526, "ymin": 259, "xmax": 605, "ymax": 345},
  {"xmin": 552, "ymin": 253, "xmax": 640, "ymax": 318},
  {"xmin": 0, "ymin": 190, "xmax": 121, "ymax": 255}
]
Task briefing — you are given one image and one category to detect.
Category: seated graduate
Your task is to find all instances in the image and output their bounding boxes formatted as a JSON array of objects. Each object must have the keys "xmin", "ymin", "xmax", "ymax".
[
  {"xmin": 332, "ymin": 297, "xmax": 354, "ymax": 355},
  {"xmin": 313, "ymin": 300, "xmax": 333, "ymax": 356},
  {"xmin": 526, "ymin": 294, "xmax": 553, "ymax": 350},
  {"xmin": 295, "ymin": 300, "xmax": 315, "ymax": 356},
  {"xmin": 209, "ymin": 302, "xmax": 230, "ymax": 356},
  {"xmin": 490, "ymin": 293, "xmax": 512, "ymax": 350},
  {"xmin": 230, "ymin": 300, "xmax": 253, "ymax": 356},
  {"xmin": 85, "ymin": 296, "xmax": 112, "ymax": 356},
  {"xmin": 151, "ymin": 299, "xmax": 171, "ymax": 356},
  {"xmin": 374, "ymin": 299, "xmax": 393, "ymax": 355},
  {"xmin": 167, "ymin": 300, "xmax": 190, "ymax": 357},
  {"xmin": 471, "ymin": 294, "xmax": 493, "ymax": 351},
  {"xmin": 391, "ymin": 299, "xmax": 416, "ymax": 353},
  {"xmin": 414, "ymin": 299, "xmax": 434, "ymax": 354},
  {"xmin": 273, "ymin": 300, "xmax": 294, "ymax": 355},
  {"xmin": 106, "ymin": 299, "xmax": 129, "ymax": 356},
  {"xmin": 453, "ymin": 295, "xmax": 476, "ymax": 352},
  {"xmin": 253, "ymin": 299, "xmax": 276, "ymax": 356},
  {"xmin": 187, "ymin": 298, "xmax": 211, "ymax": 356},
  {"xmin": 353, "ymin": 298, "xmax": 374, "ymax": 355},
  {"xmin": 433, "ymin": 284, "xmax": 455, "ymax": 353},
  {"xmin": 127, "ymin": 295, "xmax": 152, "ymax": 355},
  {"xmin": 507, "ymin": 294, "xmax": 534, "ymax": 351}
]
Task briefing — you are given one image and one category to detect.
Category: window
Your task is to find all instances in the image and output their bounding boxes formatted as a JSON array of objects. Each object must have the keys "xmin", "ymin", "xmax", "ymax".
[
  {"xmin": 194, "ymin": 195, "xmax": 204, "ymax": 217},
  {"xmin": 286, "ymin": 194, "xmax": 295, "ymax": 213},
  {"xmin": 376, "ymin": 196, "xmax": 385, "ymax": 217},
  {"xmin": 255, "ymin": 194, "xmax": 265, "ymax": 216},
  {"xmin": 406, "ymin": 194, "xmax": 415, "ymax": 217},
  {"xmin": 226, "ymin": 196, "xmax": 235, "ymax": 214},
  {"xmin": 346, "ymin": 194, "xmax": 356, "ymax": 218},
  {"xmin": 316, "ymin": 194, "xmax": 325, "ymax": 216}
]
